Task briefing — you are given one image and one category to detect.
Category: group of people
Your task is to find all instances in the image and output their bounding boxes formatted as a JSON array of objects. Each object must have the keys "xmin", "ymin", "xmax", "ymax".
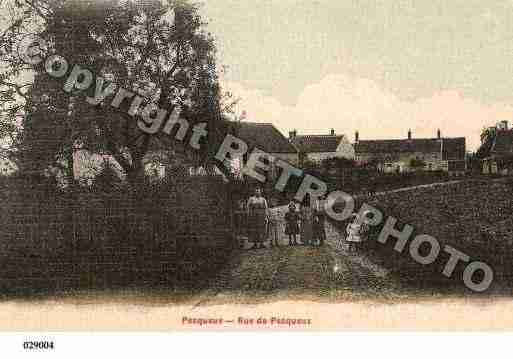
[
  {"xmin": 283, "ymin": 198, "xmax": 327, "ymax": 247},
  {"xmin": 240, "ymin": 188, "xmax": 327, "ymax": 250},
  {"xmin": 237, "ymin": 187, "xmax": 372, "ymax": 251}
]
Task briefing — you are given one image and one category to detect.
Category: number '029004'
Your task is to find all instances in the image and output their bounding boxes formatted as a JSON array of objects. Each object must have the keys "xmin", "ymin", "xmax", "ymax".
[{"xmin": 23, "ymin": 341, "xmax": 55, "ymax": 350}]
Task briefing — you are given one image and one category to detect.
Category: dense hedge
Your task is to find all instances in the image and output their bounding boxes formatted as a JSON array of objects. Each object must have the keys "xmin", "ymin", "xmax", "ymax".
[
  {"xmin": 330, "ymin": 179, "xmax": 513, "ymax": 294},
  {"xmin": 0, "ymin": 174, "xmax": 235, "ymax": 295}
]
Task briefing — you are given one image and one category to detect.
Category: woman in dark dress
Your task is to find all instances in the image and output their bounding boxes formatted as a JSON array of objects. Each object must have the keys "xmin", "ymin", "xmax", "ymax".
[{"xmin": 246, "ymin": 187, "xmax": 269, "ymax": 249}]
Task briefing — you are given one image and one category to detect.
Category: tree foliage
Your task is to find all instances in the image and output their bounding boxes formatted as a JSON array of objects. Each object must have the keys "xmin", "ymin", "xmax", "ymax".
[
  {"xmin": 476, "ymin": 126, "xmax": 497, "ymax": 159},
  {"xmin": 0, "ymin": 0, "xmax": 224, "ymax": 184},
  {"xmin": 409, "ymin": 157, "xmax": 426, "ymax": 170}
]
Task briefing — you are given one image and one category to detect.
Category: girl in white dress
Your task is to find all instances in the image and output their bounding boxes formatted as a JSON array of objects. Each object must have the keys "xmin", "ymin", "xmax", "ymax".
[{"xmin": 345, "ymin": 212, "xmax": 370, "ymax": 252}]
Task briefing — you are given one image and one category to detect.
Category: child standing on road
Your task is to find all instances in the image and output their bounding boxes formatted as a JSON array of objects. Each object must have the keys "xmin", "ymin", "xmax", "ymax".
[
  {"xmin": 268, "ymin": 217, "xmax": 279, "ymax": 247},
  {"xmin": 284, "ymin": 202, "xmax": 300, "ymax": 246},
  {"xmin": 313, "ymin": 196, "xmax": 327, "ymax": 246},
  {"xmin": 345, "ymin": 212, "xmax": 370, "ymax": 253},
  {"xmin": 300, "ymin": 195, "xmax": 314, "ymax": 246}
]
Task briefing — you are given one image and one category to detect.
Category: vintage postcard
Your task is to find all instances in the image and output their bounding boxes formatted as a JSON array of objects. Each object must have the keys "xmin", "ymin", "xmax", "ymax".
[{"xmin": 0, "ymin": 0, "xmax": 513, "ymax": 337}]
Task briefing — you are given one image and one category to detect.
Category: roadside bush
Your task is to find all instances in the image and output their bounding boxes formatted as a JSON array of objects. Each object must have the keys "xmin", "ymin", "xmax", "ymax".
[{"xmin": 0, "ymin": 174, "xmax": 233, "ymax": 296}]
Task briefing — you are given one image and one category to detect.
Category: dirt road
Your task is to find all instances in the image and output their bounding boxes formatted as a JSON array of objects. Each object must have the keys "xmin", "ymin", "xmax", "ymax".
[{"xmin": 193, "ymin": 206, "xmax": 404, "ymax": 306}]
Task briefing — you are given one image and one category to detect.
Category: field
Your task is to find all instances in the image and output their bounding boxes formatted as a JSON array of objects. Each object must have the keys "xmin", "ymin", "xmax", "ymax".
[{"xmin": 331, "ymin": 179, "xmax": 513, "ymax": 295}]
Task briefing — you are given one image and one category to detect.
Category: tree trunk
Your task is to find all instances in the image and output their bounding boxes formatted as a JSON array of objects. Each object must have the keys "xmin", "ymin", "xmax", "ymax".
[{"xmin": 124, "ymin": 149, "xmax": 148, "ymax": 186}]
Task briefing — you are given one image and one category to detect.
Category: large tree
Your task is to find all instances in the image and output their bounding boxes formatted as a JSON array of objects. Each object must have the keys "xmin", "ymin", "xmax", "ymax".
[{"xmin": 1, "ymin": 0, "xmax": 224, "ymax": 184}]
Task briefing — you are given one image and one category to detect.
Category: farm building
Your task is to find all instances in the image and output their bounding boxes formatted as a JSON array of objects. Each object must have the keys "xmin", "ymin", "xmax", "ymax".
[
  {"xmin": 354, "ymin": 129, "xmax": 466, "ymax": 175},
  {"xmin": 289, "ymin": 129, "xmax": 355, "ymax": 163},
  {"xmin": 228, "ymin": 122, "xmax": 299, "ymax": 179},
  {"xmin": 481, "ymin": 121, "xmax": 513, "ymax": 175}
]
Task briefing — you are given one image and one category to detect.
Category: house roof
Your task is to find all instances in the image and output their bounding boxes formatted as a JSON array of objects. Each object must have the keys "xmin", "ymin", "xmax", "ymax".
[
  {"xmin": 355, "ymin": 139, "xmax": 438, "ymax": 154},
  {"xmin": 235, "ymin": 122, "xmax": 297, "ymax": 154},
  {"xmin": 291, "ymin": 135, "xmax": 345, "ymax": 153},
  {"xmin": 491, "ymin": 129, "xmax": 513, "ymax": 156},
  {"xmin": 355, "ymin": 137, "xmax": 466, "ymax": 160},
  {"xmin": 442, "ymin": 137, "xmax": 466, "ymax": 161}
]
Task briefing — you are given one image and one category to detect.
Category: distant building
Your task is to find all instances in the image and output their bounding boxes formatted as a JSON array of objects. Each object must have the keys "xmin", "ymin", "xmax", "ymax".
[
  {"xmin": 230, "ymin": 122, "xmax": 299, "ymax": 178},
  {"xmin": 354, "ymin": 129, "xmax": 466, "ymax": 175},
  {"xmin": 289, "ymin": 128, "xmax": 355, "ymax": 163},
  {"xmin": 74, "ymin": 147, "xmax": 202, "ymax": 184},
  {"xmin": 482, "ymin": 121, "xmax": 513, "ymax": 175}
]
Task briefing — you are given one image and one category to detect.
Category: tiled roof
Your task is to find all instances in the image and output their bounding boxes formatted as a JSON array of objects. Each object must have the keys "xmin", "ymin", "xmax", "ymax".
[
  {"xmin": 235, "ymin": 122, "xmax": 297, "ymax": 154},
  {"xmin": 355, "ymin": 137, "xmax": 465, "ymax": 159},
  {"xmin": 291, "ymin": 135, "xmax": 345, "ymax": 153},
  {"xmin": 442, "ymin": 138, "xmax": 466, "ymax": 161}
]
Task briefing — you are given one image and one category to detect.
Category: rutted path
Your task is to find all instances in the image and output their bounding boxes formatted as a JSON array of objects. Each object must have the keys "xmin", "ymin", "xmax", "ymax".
[
  {"xmin": 193, "ymin": 206, "xmax": 403, "ymax": 306},
  {"xmin": 324, "ymin": 216, "xmax": 389, "ymax": 278},
  {"xmin": 194, "ymin": 179, "xmax": 484, "ymax": 306},
  {"xmin": 270, "ymin": 205, "xmax": 394, "ymax": 283}
]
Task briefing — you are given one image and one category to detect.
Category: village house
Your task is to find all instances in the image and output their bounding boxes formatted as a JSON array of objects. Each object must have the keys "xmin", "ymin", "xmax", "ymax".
[
  {"xmin": 229, "ymin": 122, "xmax": 299, "ymax": 179},
  {"xmin": 354, "ymin": 129, "xmax": 466, "ymax": 175},
  {"xmin": 482, "ymin": 121, "xmax": 513, "ymax": 175},
  {"xmin": 74, "ymin": 145, "xmax": 207, "ymax": 184},
  {"xmin": 289, "ymin": 129, "xmax": 355, "ymax": 164},
  {"xmin": 71, "ymin": 122, "xmax": 298, "ymax": 183}
]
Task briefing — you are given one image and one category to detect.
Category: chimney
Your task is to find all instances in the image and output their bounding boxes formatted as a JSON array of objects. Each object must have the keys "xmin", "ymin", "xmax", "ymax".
[
  {"xmin": 437, "ymin": 129, "xmax": 441, "ymax": 139},
  {"xmin": 330, "ymin": 128, "xmax": 335, "ymax": 136},
  {"xmin": 408, "ymin": 129, "xmax": 412, "ymax": 140},
  {"xmin": 355, "ymin": 131, "xmax": 359, "ymax": 143},
  {"xmin": 289, "ymin": 129, "xmax": 297, "ymax": 140}
]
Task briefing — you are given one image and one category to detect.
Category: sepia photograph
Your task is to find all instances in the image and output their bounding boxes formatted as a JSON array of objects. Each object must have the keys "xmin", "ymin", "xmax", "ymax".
[{"xmin": 1, "ymin": 0, "xmax": 513, "ymax": 343}]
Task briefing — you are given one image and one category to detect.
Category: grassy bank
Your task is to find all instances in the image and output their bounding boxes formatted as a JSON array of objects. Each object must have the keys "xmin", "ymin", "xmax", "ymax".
[{"xmin": 330, "ymin": 179, "xmax": 513, "ymax": 294}]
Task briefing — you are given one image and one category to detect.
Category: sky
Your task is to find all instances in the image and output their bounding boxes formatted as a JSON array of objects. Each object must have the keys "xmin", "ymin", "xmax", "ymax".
[{"xmin": 200, "ymin": 0, "xmax": 513, "ymax": 150}]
